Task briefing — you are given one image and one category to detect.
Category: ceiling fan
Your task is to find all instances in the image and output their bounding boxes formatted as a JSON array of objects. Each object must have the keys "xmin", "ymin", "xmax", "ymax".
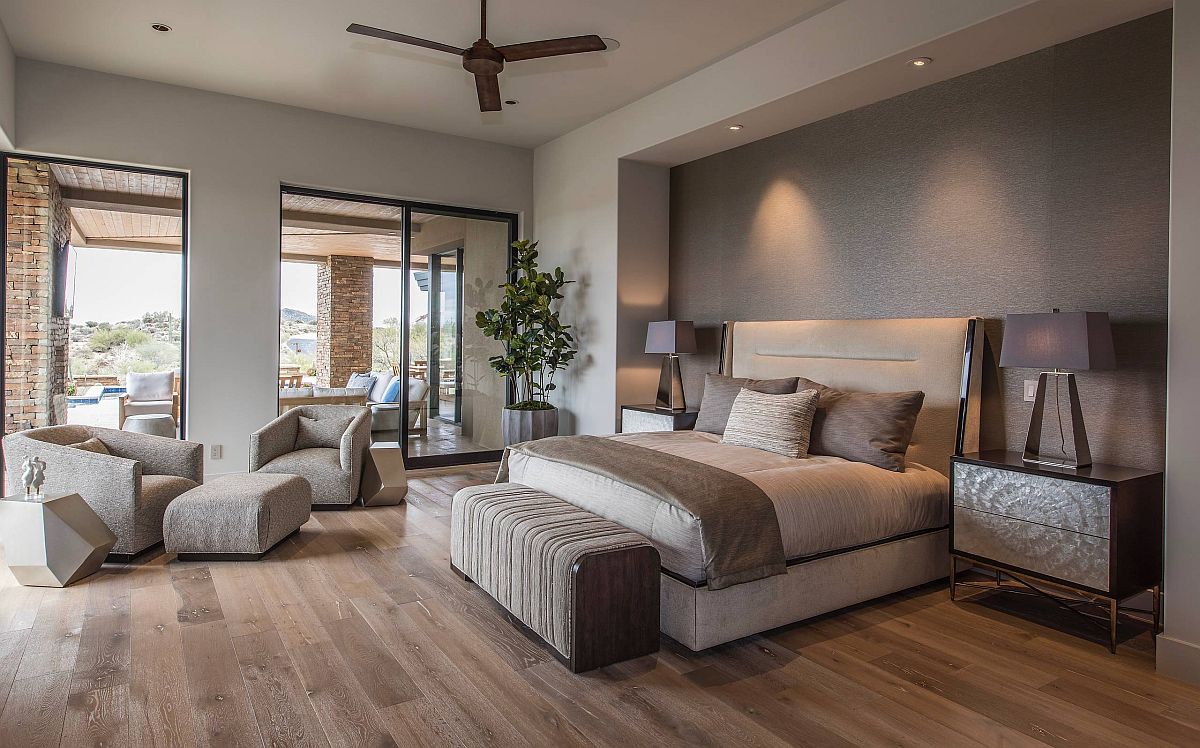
[{"xmin": 348, "ymin": 0, "xmax": 609, "ymax": 113}]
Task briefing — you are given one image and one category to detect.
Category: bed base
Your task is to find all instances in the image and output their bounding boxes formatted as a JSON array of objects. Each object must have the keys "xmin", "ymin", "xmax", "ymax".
[{"xmin": 660, "ymin": 528, "xmax": 948, "ymax": 650}]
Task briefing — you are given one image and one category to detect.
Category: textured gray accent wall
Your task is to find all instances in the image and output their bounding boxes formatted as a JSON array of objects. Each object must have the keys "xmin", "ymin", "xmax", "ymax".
[{"xmin": 669, "ymin": 13, "xmax": 1171, "ymax": 470}]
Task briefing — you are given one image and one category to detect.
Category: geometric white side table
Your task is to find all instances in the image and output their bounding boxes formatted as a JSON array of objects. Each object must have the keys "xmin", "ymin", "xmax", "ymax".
[
  {"xmin": 360, "ymin": 442, "xmax": 408, "ymax": 507},
  {"xmin": 0, "ymin": 493, "xmax": 117, "ymax": 586}
]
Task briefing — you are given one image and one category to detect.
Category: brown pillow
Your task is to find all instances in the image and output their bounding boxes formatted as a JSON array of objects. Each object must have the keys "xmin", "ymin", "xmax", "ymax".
[
  {"xmin": 796, "ymin": 377, "xmax": 925, "ymax": 472},
  {"xmin": 68, "ymin": 437, "xmax": 110, "ymax": 455},
  {"xmin": 695, "ymin": 373, "xmax": 800, "ymax": 434}
]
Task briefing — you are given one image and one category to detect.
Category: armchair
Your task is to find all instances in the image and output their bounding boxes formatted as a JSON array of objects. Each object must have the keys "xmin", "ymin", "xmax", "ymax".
[
  {"xmin": 118, "ymin": 371, "xmax": 180, "ymax": 429},
  {"xmin": 3, "ymin": 425, "xmax": 204, "ymax": 560},
  {"xmin": 250, "ymin": 405, "xmax": 371, "ymax": 507}
]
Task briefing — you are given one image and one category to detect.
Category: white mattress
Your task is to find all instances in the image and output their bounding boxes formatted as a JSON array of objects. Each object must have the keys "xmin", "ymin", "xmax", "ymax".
[{"xmin": 503, "ymin": 430, "xmax": 949, "ymax": 584}]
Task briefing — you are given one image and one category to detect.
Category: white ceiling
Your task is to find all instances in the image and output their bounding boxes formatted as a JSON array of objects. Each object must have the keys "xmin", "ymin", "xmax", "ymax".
[{"xmin": 0, "ymin": 0, "xmax": 833, "ymax": 148}]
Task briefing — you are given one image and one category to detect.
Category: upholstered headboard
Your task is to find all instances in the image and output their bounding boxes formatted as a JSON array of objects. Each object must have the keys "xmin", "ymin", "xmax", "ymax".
[{"xmin": 720, "ymin": 318, "xmax": 983, "ymax": 476}]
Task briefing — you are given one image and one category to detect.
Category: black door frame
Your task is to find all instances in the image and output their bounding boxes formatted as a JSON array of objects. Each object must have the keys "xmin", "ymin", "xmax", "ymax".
[
  {"xmin": 0, "ymin": 152, "xmax": 191, "ymax": 465},
  {"xmin": 279, "ymin": 184, "xmax": 518, "ymax": 469}
]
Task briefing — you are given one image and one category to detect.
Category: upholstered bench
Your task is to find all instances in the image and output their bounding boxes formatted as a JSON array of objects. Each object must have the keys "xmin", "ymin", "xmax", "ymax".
[
  {"xmin": 450, "ymin": 482, "xmax": 660, "ymax": 672},
  {"xmin": 164, "ymin": 473, "xmax": 311, "ymax": 560}
]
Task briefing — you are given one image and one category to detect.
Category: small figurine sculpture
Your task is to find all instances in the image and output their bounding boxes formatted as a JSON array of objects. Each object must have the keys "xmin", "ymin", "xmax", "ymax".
[{"xmin": 21, "ymin": 456, "xmax": 47, "ymax": 499}]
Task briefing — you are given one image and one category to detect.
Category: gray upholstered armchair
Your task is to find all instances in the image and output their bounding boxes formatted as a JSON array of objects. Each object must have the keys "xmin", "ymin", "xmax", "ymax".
[
  {"xmin": 249, "ymin": 405, "xmax": 371, "ymax": 507},
  {"xmin": 2, "ymin": 425, "xmax": 204, "ymax": 560}
]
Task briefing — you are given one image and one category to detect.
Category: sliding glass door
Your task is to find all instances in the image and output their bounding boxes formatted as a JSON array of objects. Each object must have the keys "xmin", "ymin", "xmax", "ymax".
[{"xmin": 279, "ymin": 186, "xmax": 516, "ymax": 468}]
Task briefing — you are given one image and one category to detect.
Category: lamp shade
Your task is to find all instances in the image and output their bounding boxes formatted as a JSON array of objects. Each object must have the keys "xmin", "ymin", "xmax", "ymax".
[
  {"xmin": 999, "ymin": 311, "xmax": 1115, "ymax": 370},
  {"xmin": 645, "ymin": 320, "xmax": 697, "ymax": 354}
]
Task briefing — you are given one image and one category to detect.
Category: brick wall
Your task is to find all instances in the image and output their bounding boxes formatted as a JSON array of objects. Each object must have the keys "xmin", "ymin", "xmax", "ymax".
[
  {"xmin": 316, "ymin": 255, "xmax": 373, "ymax": 387},
  {"xmin": 4, "ymin": 160, "xmax": 71, "ymax": 433}
]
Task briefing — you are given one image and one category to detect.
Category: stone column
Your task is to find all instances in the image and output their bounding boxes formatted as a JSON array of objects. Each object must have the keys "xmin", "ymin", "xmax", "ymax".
[
  {"xmin": 316, "ymin": 255, "xmax": 374, "ymax": 387},
  {"xmin": 4, "ymin": 159, "xmax": 70, "ymax": 433}
]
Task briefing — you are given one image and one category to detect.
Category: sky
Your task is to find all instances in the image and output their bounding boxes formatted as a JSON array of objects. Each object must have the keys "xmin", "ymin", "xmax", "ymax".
[
  {"xmin": 68, "ymin": 249, "xmax": 428, "ymax": 327},
  {"xmin": 68, "ymin": 247, "xmax": 182, "ymax": 323}
]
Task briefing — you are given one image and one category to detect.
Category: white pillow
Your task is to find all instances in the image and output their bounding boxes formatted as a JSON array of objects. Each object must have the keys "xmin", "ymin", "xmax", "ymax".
[
  {"xmin": 721, "ymin": 388, "xmax": 820, "ymax": 459},
  {"xmin": 127, "ymin": 371, "xmax": 174, "ymax": 401},
  {"xmin": 313, "ymin": 387, "xmax": 369, "ymax": 398}
]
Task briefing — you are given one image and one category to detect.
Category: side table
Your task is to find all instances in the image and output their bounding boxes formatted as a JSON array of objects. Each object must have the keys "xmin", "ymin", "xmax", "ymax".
[{"xmin": 0, "ymin": 493, "xmax": 117, "ymax": 587}]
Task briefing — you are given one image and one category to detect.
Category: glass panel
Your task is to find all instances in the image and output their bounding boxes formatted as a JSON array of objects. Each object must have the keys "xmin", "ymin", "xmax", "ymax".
[
  {"xmin": 4, "ymin": 158, "xmax": 186, "ymax": 445},
  {"xmin": 406, "ymin": 212, "xmax": 510, "ymax": 458}
]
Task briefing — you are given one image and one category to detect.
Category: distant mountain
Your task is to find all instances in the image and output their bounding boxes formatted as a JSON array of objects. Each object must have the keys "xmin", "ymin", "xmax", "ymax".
[{"xmin": 281, "ymin": 308, "xmax": 317, "ymax": 324}]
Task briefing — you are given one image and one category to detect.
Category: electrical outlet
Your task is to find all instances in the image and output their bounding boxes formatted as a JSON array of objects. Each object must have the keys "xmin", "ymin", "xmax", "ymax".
[
  {"xmin": 210, "ymin": 444, "xmax": 223, "ymax": 460},
  {"xmin": 1023, "ymin": 380, "xmax": 1038, "ymax": 402}
]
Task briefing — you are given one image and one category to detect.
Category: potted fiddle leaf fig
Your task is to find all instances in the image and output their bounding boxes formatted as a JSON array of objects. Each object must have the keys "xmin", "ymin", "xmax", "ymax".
[{"xmin": 475, "ymin": 239, "xmax": 576, "ymax": 445}]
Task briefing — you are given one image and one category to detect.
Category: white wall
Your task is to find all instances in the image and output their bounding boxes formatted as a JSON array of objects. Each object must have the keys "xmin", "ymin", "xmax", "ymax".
[
  {"xmin": 0, "ymin": 17, "xmax": 14, "ymax": 148},
  {"xmin": 1160, "ymin": 0, "xmax": 1200, "ymax": 685},
  {"xmin": 15, "ymin": 60, "xmax": 532, "ymax": 475}
]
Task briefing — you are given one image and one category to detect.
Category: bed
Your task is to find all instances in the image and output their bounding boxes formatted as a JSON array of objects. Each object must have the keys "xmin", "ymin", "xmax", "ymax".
[{"xmin": 503, "ymin": 317, "xmax": 983, "ymax": 650}]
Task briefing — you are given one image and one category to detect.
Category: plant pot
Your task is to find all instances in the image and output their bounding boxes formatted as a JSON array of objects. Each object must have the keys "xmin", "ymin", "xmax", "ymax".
[{"xmin": 503, "ymin": 406, "xmax": 559, "ymax": 446}]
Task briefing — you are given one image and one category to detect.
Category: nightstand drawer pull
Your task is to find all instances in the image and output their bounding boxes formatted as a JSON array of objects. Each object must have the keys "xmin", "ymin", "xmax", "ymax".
[
  {"xmin": 953, "ymin": 463, "xmax": 1110, "ymax": 538},
  {"xmin": 953, "ymin": 506, "xmax": 1109, "ymax": 591}
]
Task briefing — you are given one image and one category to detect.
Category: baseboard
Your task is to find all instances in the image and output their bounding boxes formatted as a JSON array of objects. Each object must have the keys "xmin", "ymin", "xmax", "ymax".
[{"xmin": 1157, "ymin": 634, "xmax": 1200, "ymax": 685}]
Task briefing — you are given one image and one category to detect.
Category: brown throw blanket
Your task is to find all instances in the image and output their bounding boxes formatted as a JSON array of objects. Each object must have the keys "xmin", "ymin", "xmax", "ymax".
[{"xmin": 499, "ymin": 435, "xmax": 786, "ymax": 590}]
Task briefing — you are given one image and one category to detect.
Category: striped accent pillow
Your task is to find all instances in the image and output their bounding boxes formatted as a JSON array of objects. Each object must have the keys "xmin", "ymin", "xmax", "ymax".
[{"xmin": 721, "ymin": 388, "xmax": 820, "ymax": 458}]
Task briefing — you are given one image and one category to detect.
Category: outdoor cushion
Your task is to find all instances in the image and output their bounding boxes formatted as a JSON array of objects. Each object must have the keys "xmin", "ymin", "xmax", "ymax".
[
  {"xmin": 381, "ymin": 377, "xmax": 402, "ymax": 403},
  {"xmin": 127, "ymin": 371, "xmax": 174, "ymax": 401},
  {"xmin": 367, "ymin": 373, "xmax": 394, "ymax": 403},
  {"xmin": 279, "ymin": 387, "xmax": 313, "ymax": 398},
  {"xmin": 312, "ymin": 386, "xmax": 369, "ymax": 398}
]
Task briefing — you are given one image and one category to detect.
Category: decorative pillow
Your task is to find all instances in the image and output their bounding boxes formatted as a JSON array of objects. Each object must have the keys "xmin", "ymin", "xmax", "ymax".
[
  {"xmin": 380, "ymin": 377, "xmax": 403, "ymax": 403},
  {"xmin": 68, "ymin": 437, "xmax": 110, "ymax": 455},
  {"xmin": 126, "ymin": 370, "xmax": 174, "ymax": 401},
  {"xmin": 694, "ymin": 373, "xmax": 800, "ymax": 434},
  {"xmin": 796, "ymin": 377, "xmax": 925, "ymax": 472},
  {"xmin": 720, "ymin": 388, "xmax": 820, "ymax": 459},
  {"xmin": 346, "ymin": 372, "xmax": 377, "ymax": 392},
  {"xmin": 294, "ymin": 414, "xmax": 355, "ymax": 451}
]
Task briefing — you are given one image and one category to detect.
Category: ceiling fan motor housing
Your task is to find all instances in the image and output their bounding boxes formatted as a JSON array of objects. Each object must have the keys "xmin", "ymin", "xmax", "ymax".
[{"xmin": 463, "ymin": 42, "xmax": 504, "ymax": 76}]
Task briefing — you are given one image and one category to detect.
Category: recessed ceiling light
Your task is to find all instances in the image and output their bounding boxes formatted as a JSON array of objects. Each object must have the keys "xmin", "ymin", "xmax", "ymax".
[
  {"xmin": 727, "ymin": 124, "xmax": 744, "ymax": 131},
  {"xmin": 151, "ymin": 23, "xmax": 172, "ymax": 32},
  {"xmin": 504, "ymin": 99, "xmax": 519, "ymax": 105},
  {"xmin": 908, "ymin": 56, "xmax": 932, "ymax": 67},
  {"xmin": 600, "ymin": 37, "xmax": 621, "ymax": 51}
]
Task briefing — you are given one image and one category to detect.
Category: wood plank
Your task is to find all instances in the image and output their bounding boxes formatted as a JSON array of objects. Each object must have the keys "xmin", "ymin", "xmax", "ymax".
[
  {"xmin": 0, "ymin": 672, "xmax": 69, "ymax": 747},
  {"xmin": 352, "ymin": 594, "xmax": 526, "ymax": 746},
  {"xmin": 60, "ymin": 684, "xmax": 129, "ymax": 748},
  {"xmin": 208, "ymin": 564, "xmax": 273, "ymax": 639},
  {"xmin": 16, "ymin": 591, "xmax": 87, "ymax": 680},
  {"xmin": 179, "ymin": 620, "xmax": 262, "ymax": 747},
  {"xmin": 0, "ymin": 585, "xmax": 46, "ymax": 632},
  {"xmin": 323, "ymin": 612, "xmax": 422, "ymax": 709},
  {"xmin": 69, "ymin": 569, "xmax": 131, "ymax": 695},
  {"xmin": 232, "ymin": 629, "xmax": 331, "ymax": 748},
  {"xmin": 170, "ymin": 566, "xmax": 225, "ymax": 627},
  {"xmin": 287, "ymin": 639, "xmax": 398, "ymax": 747},
  {"xmin": 0, "ymin": 629, "xmax": 31, "ymax": 713},
  {"xmin": 126, "ymin": 584, "xmax": 201, "ymax": 748}
]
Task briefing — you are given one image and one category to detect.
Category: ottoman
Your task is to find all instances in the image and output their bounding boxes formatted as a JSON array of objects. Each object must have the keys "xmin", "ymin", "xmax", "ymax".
[
  {"xmin": 164, "ymin": 473, "xmax": 311, "ymax": 560},
  {"xmin": 451, "ymin": 482, "xmax": 660, "ymax": 672},
  {"xmin": 122, "ymin": 413, "xmax": 177, "ymax": 438}
]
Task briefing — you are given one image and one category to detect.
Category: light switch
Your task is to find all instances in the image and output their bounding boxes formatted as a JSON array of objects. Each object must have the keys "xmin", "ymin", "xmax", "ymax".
[
  {"xmin": 210, "ymin": 444, "xmax": 223, "ymax": 460},
  {"xmin": 1023, "ymin": 380, "xmax": 1038, "ymax": 402}
]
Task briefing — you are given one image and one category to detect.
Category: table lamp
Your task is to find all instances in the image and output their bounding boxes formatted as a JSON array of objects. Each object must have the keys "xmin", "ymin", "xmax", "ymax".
[
  {"xmin": 999, "ymin": 309, "xmax": 1115, "ymax": 469},
  {"xmin": 646, "ymin": 321, "xmax": 696, "ymax": 411}
]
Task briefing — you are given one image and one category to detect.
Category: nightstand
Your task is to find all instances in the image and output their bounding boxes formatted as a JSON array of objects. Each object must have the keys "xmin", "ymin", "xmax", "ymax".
[
  {"xmin": 949, "ymin": 451, "xmax": 1163, "ymax": 652},
  {"xmin": 620, "ymin": 404, "xmax": 698, "ymax": 434}
]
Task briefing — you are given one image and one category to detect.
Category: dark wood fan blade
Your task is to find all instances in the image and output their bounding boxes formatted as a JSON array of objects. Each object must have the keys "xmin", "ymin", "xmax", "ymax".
[
  {"xmin": 475, "ymin": 74, "xmax": 502, "ymax": 112},
  {"xmin": 347, "ymin": 23, "xmax": 464, "ymax": 55},
  {"xmin": 497, "ymin": 34, "xmax": 607, "ymax": 62}
]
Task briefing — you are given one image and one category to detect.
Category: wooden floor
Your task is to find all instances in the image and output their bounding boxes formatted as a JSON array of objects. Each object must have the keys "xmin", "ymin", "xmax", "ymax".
[{"xmin": 1, "ymin": 464, "xmax": 1199, "ymax": 747}]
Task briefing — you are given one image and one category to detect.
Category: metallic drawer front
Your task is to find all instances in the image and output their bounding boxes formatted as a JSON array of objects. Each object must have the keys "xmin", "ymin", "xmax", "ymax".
[
  {"xmin": 953, "ymin": 506, "xmax": 1109, "ymax": 591},
  {"xmin": 953, "ymin": 463, "xmax": 1110, "ymax": 538},
  {"xmin": 621, "ymin": 409, "xmax": 672, "ymax": 434}
]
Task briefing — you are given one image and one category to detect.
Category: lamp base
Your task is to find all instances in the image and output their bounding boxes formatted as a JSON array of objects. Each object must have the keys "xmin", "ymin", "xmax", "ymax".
[
  {"xmin": 1023, "ymin": 371, "xmax": 1092, "ymax": 469},
  {"xmin": 655, "ymin": 354, "xmax": 686, "ymax": 411}
]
